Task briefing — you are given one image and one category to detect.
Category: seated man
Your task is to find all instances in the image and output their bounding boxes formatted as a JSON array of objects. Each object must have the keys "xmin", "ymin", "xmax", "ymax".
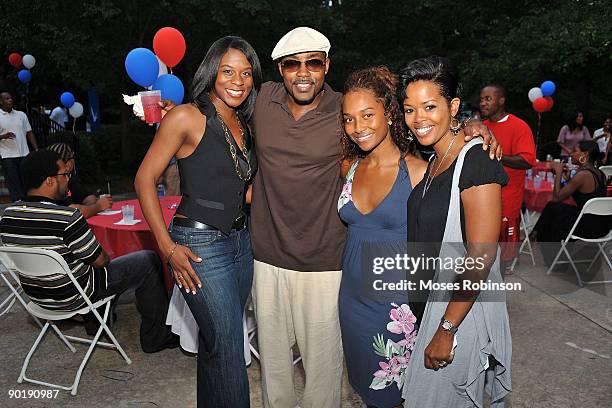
[
  {"xmin": 46, "ymin": 142, "xmax": 112, "ymax": 218},
  {"xmin": 0, "ymin": 150, "xmax": 177, "ymax": 353}
]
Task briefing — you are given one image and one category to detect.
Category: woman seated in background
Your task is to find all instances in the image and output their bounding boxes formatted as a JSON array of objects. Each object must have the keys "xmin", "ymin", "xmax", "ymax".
[
  {"xmin": 532, "ymin": 140, "xmax": 611, "ymax": 264},
  {"xmin": 557, "ymin": 111, "xmax": 590, "ymax": 159}
]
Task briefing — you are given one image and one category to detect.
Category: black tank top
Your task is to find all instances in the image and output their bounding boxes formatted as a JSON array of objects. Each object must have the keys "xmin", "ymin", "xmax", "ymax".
[
  {"xmin": 176, "ymin": 93, "xmax": 257, "ymax": 233},
  {"xmin": 572, "ymin": 168, "xmax": 606, "ymax": 209}
]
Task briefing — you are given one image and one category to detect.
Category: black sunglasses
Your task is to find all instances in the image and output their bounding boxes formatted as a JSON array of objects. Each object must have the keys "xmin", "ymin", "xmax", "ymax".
[
  {"xmin": 55, "ymin": 172, "xmax": 72, "ymax": 179},
  {"xmin": 280, "ymin": 58, "xmax": 326, "ymax": 73}
]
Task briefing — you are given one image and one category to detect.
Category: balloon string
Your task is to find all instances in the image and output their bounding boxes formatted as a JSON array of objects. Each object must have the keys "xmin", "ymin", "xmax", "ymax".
[
  {"xmin": 73, "ymin": 119, "xmax": 76, "ymax": 134},
  {"xmin": 170, "ymin": 68, "xmax": 173, "ymax": 75}
]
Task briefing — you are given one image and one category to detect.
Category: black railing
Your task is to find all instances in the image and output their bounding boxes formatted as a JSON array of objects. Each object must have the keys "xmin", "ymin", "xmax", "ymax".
[{"xmin": 27, "ymin": 109, "xmax": 79, "ymax": 154}]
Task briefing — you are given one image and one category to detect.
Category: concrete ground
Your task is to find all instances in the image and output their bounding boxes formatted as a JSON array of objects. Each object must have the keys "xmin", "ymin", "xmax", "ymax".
[{"xmin": 1, "ymin": 251, "xmax": 611, "ymax": 408}]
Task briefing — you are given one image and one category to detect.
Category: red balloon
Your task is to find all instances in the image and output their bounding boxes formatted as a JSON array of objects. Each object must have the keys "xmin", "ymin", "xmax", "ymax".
[
  {"xmin": 153, "ymin": 27, "xmax": 186, "ymax": 68},
  {"xmin": 8, "ymin": 53, "xmax": 22, "ymax": 68},
  {"xmin": 533, "ymin": 97, "xmax": 549, "ymax": 113},
  {"xmin": 543, "ymin": 96, "xmax": 554, "ymax": 111}
]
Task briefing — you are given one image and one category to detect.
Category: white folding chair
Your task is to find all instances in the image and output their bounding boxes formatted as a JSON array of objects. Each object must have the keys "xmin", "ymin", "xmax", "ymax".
[
  {"xmin": 0, "ymin": 256, "xmax": 43, "ymax": 327},
  {"xmin": 598, "ymin": 165, "xmax": 612, "ymax": 178},
  {"xmin": 246, "ymin": 299, "xmax": 302, "ymax": 366},
  {"xmin": 546, "ymin": 197, "xmax": 612, "ymax": 286},
  {"xmin": 0, "ymin": 246, "xmax": 131, "ymax": 395},
  {"xmin": 509, "ymin": 210, "xmax": 536, "ymax": 271}
]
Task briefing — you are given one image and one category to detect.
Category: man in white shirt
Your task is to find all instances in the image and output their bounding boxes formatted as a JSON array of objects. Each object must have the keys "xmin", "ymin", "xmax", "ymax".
[
  {"xmin": 593, "ymin": 115, "xmax": 611, "ymax": 164},
  {"xmin": 49, "ymin": 106, "xmax": 68, "ymax": 130},
  {"xmin": 0, "ymin": 91, "xmax": 39, "ymax": 200}
]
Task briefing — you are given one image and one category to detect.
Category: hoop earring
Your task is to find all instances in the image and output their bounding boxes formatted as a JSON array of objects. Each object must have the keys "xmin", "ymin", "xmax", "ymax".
[{"xmin": 450, "ymin": 117, "xmax": 461, "ymax": 135}]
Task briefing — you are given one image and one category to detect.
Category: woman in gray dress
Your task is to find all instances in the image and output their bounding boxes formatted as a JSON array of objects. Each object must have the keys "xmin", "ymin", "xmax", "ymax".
[{"xmin": 399, "ymin": 56, "xmax": 512, "ymax": 407}]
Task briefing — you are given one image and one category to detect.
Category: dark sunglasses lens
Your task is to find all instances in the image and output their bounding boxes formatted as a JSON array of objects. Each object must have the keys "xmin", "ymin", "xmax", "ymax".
[
  {"xmin": 281, "ymin": 60, "xmax": 301, "ymax": 71},
  {"xmin": 305, "ymin": 59, "xmax": 325, "ymax": 71}
]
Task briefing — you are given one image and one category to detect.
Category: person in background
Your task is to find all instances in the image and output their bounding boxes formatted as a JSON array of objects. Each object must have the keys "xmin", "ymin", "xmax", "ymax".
[
  {"xmin": 593, "ymin": 115, "xmax": 611, "ymax": 165},
  {"xmin": 49, "ymin": 105, "xmax": 68, "ymax": 130},
  {"xmin": 480, "ymin": 84, "xmax": 535, "ymax": 272},
  {"xmin": 0, "ymin": 91, "xmax": 39, "ymax": 201},
  {"xmin": 531, "ymin": 140, "xmax": 611, "ymax": 264},
  {"xmin": 557, "ymin": 111, "xmax": 590, "ymax": 159},
  {"xmin": 0, "ymin": 149, "xmax": 177, "ymax": 352},
  {"xmin": 46, "ymin": 143, "xmax": 112, "ymax": 218}
]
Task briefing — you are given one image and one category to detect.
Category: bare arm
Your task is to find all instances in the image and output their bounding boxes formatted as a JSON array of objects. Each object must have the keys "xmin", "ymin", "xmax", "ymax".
[
  {"xmin": 26, "ymin": 131, "xmax": 38, "ymax": 151},
  {"xmin": 90, "ymin": 249, "xmax": 110, "ymax": 268},
  {"xmin": 423, "ymin": 182, "xmax": 501, "ymax": 369},
  {"xmin": 501, "ymin": 154, "xmax": 532, "ymax": 169},
  {"xmin": 134, "ymin": 104, "xmax": 204, "ymax": 294}
]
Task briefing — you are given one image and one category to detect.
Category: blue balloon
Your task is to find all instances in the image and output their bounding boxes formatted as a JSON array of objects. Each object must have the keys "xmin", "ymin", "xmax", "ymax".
[
  {"xmin": 17, "ymin": 69, "xmax": 32, "ymax": 84},
  {"xmin": 540, "ymin": 81, "xmax": 556, "ymax": 96},
  {"xmin": 60, "ymin": 92, "xmax": 75, "ymax": 108},
  {"xmin": 125, "ymin": 48, "xmax": 159, "ymax": 87},
  {"xmin": 153, "ymin": 74, "xmax": 184, "ymax": 104}
]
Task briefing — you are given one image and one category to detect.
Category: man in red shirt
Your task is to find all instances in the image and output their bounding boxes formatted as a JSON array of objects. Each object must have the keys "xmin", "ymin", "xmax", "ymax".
[{"xmin": 481, "ymin": 84, "xmax": 536, "ymax": 272}]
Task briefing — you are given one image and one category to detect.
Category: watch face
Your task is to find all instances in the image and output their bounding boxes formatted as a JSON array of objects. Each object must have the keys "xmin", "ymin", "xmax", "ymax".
[{"xmin": 442, "ymin": 321, "xmax": 452, "ymax": 330}]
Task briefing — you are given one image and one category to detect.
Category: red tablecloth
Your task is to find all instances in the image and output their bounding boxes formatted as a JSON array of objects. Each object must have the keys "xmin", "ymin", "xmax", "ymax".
[
  {"xmin": 524, "ymin": 180, "xmax": 575, "ymax": 212},
  {"xmin": 87, "ymin": 196, "xmax": 180, "ymax": 289}
]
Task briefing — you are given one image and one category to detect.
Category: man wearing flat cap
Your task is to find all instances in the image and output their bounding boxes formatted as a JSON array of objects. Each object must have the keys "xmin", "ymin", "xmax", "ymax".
[{"xmin": 249, "ymin": 27, "xmax": 345, "ymax": 408}]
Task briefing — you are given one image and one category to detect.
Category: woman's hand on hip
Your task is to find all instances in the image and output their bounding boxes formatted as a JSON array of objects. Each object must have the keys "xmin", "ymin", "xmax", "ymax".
[{"xmin": 169, "ymin": 244, "xmax": 203, "ymax": 294}]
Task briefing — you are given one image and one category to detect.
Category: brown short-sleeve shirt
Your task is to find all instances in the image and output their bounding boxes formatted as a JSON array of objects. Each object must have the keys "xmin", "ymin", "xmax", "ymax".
[{"xmin": 250, "ymin": 81, "xmax": 346, "ymax": 271}]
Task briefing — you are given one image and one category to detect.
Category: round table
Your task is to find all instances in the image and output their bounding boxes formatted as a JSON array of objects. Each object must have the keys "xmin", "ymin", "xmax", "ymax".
[
  {"xmin": 87, "ymin": 196, "xmax": 180, "ymax": 289},
  {"xmin": 524, "ymin": 180, "xmax": 575, "ymax": 212}
]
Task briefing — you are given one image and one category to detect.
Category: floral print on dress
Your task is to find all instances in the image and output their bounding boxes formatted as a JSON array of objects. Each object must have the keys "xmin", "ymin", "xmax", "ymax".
[
  {"xmin": 338, "ymin": 160, "xmax": 360, "ymax": 212},
  {"xmin": 370, "ymin": 303, "xmax": 417, "ymax": 391}
]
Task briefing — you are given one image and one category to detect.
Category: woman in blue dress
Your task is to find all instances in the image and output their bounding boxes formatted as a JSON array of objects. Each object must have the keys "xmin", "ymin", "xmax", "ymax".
[{"xmin": 338, "ymin": 67, "xmax": 428, "ymax": 408}]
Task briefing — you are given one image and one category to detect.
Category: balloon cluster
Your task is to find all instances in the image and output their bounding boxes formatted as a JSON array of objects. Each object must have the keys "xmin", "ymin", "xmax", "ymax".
[
  {"xmin": 124, "ymin": 27, "xmax": 185, "ymax": 104},
  {"xmin": 59, "ymin": 91, "xmax": 83, "ymax": 118},
  {"xmin": 528, "ymin": 81, "xmax": 556, "ymax": 113},
  {"xmin": 8, "ymin": 52, "xmax": 36, "ymax": 84}
]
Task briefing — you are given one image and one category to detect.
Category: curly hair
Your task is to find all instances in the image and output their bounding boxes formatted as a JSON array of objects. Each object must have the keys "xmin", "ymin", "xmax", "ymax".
[{"xmin": 340, "ymin": 66, "xmax": 415, "ymax": 161}]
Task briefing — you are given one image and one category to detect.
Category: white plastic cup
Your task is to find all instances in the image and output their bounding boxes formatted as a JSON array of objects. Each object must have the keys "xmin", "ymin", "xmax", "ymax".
[
  {"xmin": 121, "ymin": 205, "xmax": 134, "ymax": 223},
  {"xmin": 533, "ymin": 176, "xmax": 542, "ymax": 189}
]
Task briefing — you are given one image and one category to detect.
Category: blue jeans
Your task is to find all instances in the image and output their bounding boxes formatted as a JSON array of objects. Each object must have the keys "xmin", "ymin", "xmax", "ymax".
[
  {"xmin": 94, "ymin": 251, "xmax": 174, "ymax": 353},
  {"xmin": 169, "ymin": 223, "xmax": 253, "ymax": 408}
]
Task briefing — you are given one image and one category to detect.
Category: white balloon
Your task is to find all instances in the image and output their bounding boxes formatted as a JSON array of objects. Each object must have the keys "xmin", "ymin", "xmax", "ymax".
[
  {"xmin": 69, "ymin": 102, "xmax": 84, "ymax": 118},
  {"xmin": 22, "ymin": 54, "xmax": 36, "ymax": 69},
  {"xmin": 528, "ymin": 87, "xmax": 543, "ymax": 102},
  {"xmin": 156, "ymin": 56, "xmax": 168, "ymax": 77}
]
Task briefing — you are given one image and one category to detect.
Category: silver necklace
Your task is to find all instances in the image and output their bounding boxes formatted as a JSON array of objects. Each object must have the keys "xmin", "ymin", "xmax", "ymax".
[{"xmin": 422, "ymin": 133, "xmax": 458, "ymax": 198}]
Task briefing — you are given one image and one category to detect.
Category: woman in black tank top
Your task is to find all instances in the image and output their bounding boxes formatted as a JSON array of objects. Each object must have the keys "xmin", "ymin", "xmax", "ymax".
[
  {"xmin": 533, "ymin": 140, "xmax": 612, "ymax": 264},
  {"xmin": 135, "ymin": 37, "xmax": 261, "ymax": 408}
]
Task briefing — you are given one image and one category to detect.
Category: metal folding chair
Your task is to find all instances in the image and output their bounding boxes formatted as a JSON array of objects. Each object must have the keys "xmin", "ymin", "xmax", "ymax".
[
  {"xmin": 546, "ymin": 197, "xmax": 612, "ymax": 286},
  {"xmin": 0, "ymin": 246, "xmax": 131, "ymax": 395},
  {"xmin": 509, "ymin": 210, "xmax": 536, "ymax": 272}
]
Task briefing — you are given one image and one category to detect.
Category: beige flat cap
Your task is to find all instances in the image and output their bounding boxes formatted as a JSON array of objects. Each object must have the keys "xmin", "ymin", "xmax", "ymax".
[{"xmin": 271, "ymin": 27, "xmax": 331, "ymax": 60}]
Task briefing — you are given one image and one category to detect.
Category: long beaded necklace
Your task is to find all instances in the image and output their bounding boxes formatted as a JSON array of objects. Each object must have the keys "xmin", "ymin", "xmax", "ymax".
[
  {"xmin": 421, "ymin": 132, "xmax": 458, "ymax": 198},
  {"xmin": 217, "ymin": 112, "xmax": 252, "ymax": 181}
]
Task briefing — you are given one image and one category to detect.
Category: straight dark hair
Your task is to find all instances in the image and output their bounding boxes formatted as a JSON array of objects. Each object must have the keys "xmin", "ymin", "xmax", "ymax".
[
  {"xmin": 567, "ymin": 111, "xmax": 584, "ymax": 132},
  {"xmin": 399, "ymin": 56, "xmax": 462, "ymax": 105},
  {"xmin": 191, "ymin": 36, "xmax": 262, "ymax": 120}
]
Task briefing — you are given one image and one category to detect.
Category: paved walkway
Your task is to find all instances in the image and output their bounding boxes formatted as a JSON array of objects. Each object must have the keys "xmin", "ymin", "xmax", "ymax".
[{"xmin": 1, "ymin": 253, "xmax": 610, "ymax": 407}]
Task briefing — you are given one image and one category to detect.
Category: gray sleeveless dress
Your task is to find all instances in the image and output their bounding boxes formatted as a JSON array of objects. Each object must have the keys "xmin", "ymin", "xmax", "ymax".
[{"xmin": 402, "ymin": 140, "xmax": 512, "ymax": 407}]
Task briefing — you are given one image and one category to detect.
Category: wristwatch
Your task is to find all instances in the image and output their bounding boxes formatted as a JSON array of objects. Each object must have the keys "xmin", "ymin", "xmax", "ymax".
[{"xmin": 440, "ymin": 317, "xmax": 458, "ymax": 334}]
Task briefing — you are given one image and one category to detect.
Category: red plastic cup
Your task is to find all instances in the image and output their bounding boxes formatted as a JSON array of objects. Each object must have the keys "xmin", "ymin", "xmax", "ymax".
[{"xmin": 139, "ymin": 90, "xmax": 162, "ymax": 123}]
